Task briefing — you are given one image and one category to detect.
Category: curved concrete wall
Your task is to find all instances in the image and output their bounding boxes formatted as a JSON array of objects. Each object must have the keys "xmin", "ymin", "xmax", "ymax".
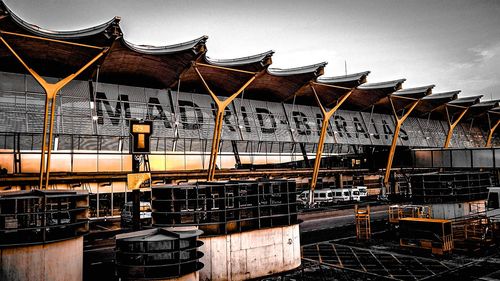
[
  {"xmin": 0, "ymin": 237, "xmax": 83, "ymax": 281},
  {"xmin": 198, "ymin": 224, "xmax": 300, "ymax": 281},
  {"xmin": 430, "ymin": 200, "xmax": 486, "ymax": 220}
]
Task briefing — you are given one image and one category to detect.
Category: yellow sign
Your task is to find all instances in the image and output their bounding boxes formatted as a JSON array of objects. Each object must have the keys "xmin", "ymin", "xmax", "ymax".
[
  {"xmin": 127, "ymin": 172, "xmax": 151, "ymax": 190},
  {"xmin": 132, "ymin": 124, "xmax": 151, "ymax": 134}
]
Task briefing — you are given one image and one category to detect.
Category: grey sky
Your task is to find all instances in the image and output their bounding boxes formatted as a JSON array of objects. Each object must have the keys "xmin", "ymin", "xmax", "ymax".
[{"xmin": 5, "ymin": 0, "xmax": 500, "ymax": 99}]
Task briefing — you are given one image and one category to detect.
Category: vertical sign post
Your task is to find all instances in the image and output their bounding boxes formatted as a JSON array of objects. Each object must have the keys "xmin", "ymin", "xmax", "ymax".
[{"xmin": 129, "ymin": 120, "xmax": 153, "ymax": 230}]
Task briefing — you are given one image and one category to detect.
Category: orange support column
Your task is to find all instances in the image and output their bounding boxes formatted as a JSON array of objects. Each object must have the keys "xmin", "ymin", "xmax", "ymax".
[
  {"xmin": 486, "ymin": 119, "xmax": 500, "ymax": 147},
  {"xmin": 444, "ymin": 105, "xmax": 468, "ymax": 148},
  {"xmin": 192, "ymin": 63, "xmax": 260, "ymax": 181},
  {"xmin": 383, "ymin": 97, "xmax": 420, "ymax": 194},
  {"xmin": 0, "ymin": 32, "xmax": 108, "ymax": 189},
  {"xmin": 309, "ymin": 83, "xmax": 353, "ymax": 205}
]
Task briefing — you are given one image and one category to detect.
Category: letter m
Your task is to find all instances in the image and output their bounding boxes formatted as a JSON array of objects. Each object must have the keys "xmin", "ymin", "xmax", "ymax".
[{"xmin": 95, "ymin": 92, "xmax": 130, "ymax": 125}]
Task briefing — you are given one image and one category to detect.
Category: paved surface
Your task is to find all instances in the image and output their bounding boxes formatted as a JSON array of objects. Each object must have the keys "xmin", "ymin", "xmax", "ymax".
[
  {"xmin": 299, "ymin": 205, "xmax": 389, "ymax": 232},
  {"xmin": 83, "ymin": 204, "xmax": 390, "ymax": 280}
]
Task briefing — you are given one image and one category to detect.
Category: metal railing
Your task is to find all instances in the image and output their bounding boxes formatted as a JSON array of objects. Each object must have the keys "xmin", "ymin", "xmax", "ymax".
[
  {"xmin": 0, "ymin": 190, "xmax": 89, "ymax": 247},
  {"xmin": 152, "ymin": 179, "xmax": 299, "ymax": 236}
]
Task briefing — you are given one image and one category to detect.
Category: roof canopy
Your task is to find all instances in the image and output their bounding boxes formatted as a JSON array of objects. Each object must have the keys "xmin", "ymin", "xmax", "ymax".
[
  {"xmin": 415, "ymin": 91, "xmax": 459, "ymax": 116},
  {"xmin": 177, "ymin": 50, "xmax": 273, "ymax": 96},
  {"xmin": 291, "ymin": 71, "xmax": 370, "ymax": 106},
  {"xmin": 448, "ymin": 95, "xmax": 482, "ymax": 107},
  {"xmin": 0, "ymin": 0, "xmax": 206, "ymax": 88},
  {"xmin": 244, "ymin": 62, "xmax": 327, "ymax": 102},
  {"xmin": 374, "ymin": 85, "xmax": 434, "ymax": 114},
  {"xmin": 465, "ymin": 100, "xmax": 500, "ymax": 120},
  {"xmin": 427, "ymin": 94, "xmax": 483, "ymax": 120},
  {"xmin": 0, "ymin": 0, "xmax": 493, "ymax": 119},
  {"xmin": 346, "ymin": 79, "xmax": 406, "ymax": 110}
]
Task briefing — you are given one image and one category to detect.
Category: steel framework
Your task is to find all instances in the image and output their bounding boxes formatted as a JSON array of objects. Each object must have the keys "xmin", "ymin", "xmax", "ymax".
[{"xmin": 0, "ymin": 31, "xmax": 108, "ymax": 189}]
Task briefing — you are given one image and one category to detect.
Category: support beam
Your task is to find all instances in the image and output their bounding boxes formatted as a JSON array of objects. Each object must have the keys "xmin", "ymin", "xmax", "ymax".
[
  {"xmin": 309, "ymin": 84, "xmax": 353, "ymax": 204},
  {"xmin": 486, "ymin": 119, "xmax": 500, "ymax": 147},
  {"xmin": 193, "ymin": 64, "xmax": 259, "ymax": 181},
  {"xmin": 383, "ymin": 97, "xmax": 420, "ymax": 194},
  {"xmin": 299, "ymin": 143, "xmax": 311, "ymax": 168},
  {"xmin": 0, "ymin": 34, "xmax": 108, "ymax": 189},
  {"xmin": 231, "ymin": 140, "xmax": 241, "ymax": 168},
  {"xmin": 444, "ymin": 105, "xmax": 468, "ymax": 148},
  {"xmin": 0, "ymin": 30, "xmax": 105, "ymax": 49}
]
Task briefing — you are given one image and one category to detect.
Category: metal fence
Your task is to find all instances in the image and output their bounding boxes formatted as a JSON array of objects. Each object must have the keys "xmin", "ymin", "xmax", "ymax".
[{"xmin": 152, "ymin": 179, "xmax": 298, "ymax": 236}]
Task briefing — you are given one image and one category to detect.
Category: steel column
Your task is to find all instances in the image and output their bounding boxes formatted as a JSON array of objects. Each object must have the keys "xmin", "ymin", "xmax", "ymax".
[
  {"xmin": 383, "ymin": 98, "xmax": 420, "ymax": 194},
  {"xmin": 444, "ymin": 106, "xmax": 468, "ymax": 148},
  {"xmin": 0, "ymin": 33, "xmax": 108, "ymax": 189},
  {"xmin": 309, "ymin": 83, "xmax": 353, "ymax": 204},
  {"xmin": 193, "ymin": 64, "xmax": 258, "ymax": 181},
  {"xmin": 486, "ymin": 119, "xmax": 500, "ymax": 147}
]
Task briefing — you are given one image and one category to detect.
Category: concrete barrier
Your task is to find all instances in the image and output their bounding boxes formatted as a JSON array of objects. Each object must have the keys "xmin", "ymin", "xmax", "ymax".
[
  {"xmin": 0, "ymin": 236, "xmax": 83, "ymax": 281},
  {"xmin": 198, "ymin": 224, "xmax": 300, "ymax": 281}
]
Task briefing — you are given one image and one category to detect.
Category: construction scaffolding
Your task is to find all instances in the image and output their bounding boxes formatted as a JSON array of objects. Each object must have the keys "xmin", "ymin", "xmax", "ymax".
[
  {"xmin": 355, "ymin": 204, "xmax": 371, "ymax": 240},
  {"xmin": 452, "ymin": 214, "xmax": 496, "ymax": 253},
  {"xmin": 388, "ymin": 204, "xmax": 432, "ymax": 224}
]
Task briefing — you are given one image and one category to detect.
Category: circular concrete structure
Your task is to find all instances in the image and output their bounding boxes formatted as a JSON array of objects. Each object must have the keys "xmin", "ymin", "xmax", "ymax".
[
  {"xmin": 152, "ymin": 180, "xmax": 301, "ymax": 281},
  {"xmin": 198, "ymin": 224, "xmax": 301, "ymax": 281},
  {"xmin": 1, "ymin": 236, "xmax": 84, "ymax": 281},
  {"xmin": 0, "ymin": 190, "xmax": 89, "ymax": 281}
]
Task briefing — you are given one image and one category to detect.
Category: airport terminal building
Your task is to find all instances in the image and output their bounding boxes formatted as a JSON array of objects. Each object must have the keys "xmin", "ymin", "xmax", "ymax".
[{"xmin": 1, "ymin": 1, "xmax": 500, "ymax": 280}]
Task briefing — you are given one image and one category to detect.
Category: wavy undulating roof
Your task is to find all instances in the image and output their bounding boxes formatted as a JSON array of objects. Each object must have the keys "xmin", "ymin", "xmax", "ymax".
[
  {"xmin": 448, "ymin": 95, "xmax": 482, "ymax": 107},
  {"xmin": 0, "ymin": 0, "xmax": 209, "ymax": 88},
  {"xmin": 0, "ymin": 1, "xmax": 326, "ymax": 103},
  {"xmin": 426, "ymin": 93, "xmax": 482, "ymax": 120},
  {"xmin": 243, "ymin": 62, "xmax": 327, "ymax": 102},
  {"xmin": 291, "ymin": 71, "xmax": 370, "ymax": 106},
  {"xmin": 428, "ymin": 95, "xmax": 482, "ymax": 121},
  {"xmin": 100, "ymin": 36, "xmax": 208, "ymax": 88},
  {"xmin": 490, "ymin": 106, "xmax": 500, "ymax": 113},
  {"xmin": 373, "ymin": 85, "xmax": 433, "ymax": 114},
  {"xmin": 123, "ymin": 36, "xmax": 208, "ymax": 55},
  {"xmin": 415, "ymin": 90, "xmax": 459, "ymax": 116},
  {"xmin": 466, "ymin": 100, "xmax": 500, "ymax": 120},
  {"xmin": 317, "ymin": 71, "xmax": 370, "ymax": 89},
  {"xmin": 178, "ymin": 50, "xmax": 274, "ymax": 96},
  {"xmin": 204, "ymin": 50, "xmax": 274, "ymax": 70},
  {"xmin": 1, "ymin": 1, "xmax": 120, "ymax": 40},
  {"xmin": 0, "ymin": 0, "xmax": 495, "ymax": 119},
  {"xmin": 346, "ymin": 79, "xmax": 406, "ymax": 110},
  {"xmin": 267, "ymin": 62, "xmax": 326, "ymax": 77},
  {"xmin": 357, "ymin": 79, "xmax": 406, "ymax": 90},
  {"xmin": 393, "ymin": 85, "xmax": 434, "ymax": 99},
  {"xmin": 422, "ymin": 91, "xmax": 460, "ymax": 101},
  {"xmin": 470, "ymin": 100, "xmax": 499, "ymax": 109}
]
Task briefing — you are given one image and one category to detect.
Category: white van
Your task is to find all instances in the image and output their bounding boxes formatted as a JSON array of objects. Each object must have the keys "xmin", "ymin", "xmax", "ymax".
[
  {"xmin": 314, "ymin": 189, "xmax": 334, "ymax": 205},
  {"xmin": 297, "ymin": 189, "xmax": 334, "ymax": 205},
  {"xmin": 349, "ymin": 187, "xmax": 361, "ymax": 202},
  {"xmin": 297, "ymin": 190, "xmax": 308, "ymax": 204},
  {"xmin": 357, "ymin": 186, "xmax": 368, "ymax": 199},
  {"xmin": 332, "ymin": 188, "xmax": 351, "ymax": 203},
  {"xmin": 332, "ymin": 188, "xmax": 361, "ymax": 203}
]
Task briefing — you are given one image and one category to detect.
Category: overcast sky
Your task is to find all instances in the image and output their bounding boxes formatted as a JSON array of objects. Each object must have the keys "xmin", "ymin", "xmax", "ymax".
[{"xmin": 4, "ymin": 0, "xmax": 500, "ymax": 99}]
